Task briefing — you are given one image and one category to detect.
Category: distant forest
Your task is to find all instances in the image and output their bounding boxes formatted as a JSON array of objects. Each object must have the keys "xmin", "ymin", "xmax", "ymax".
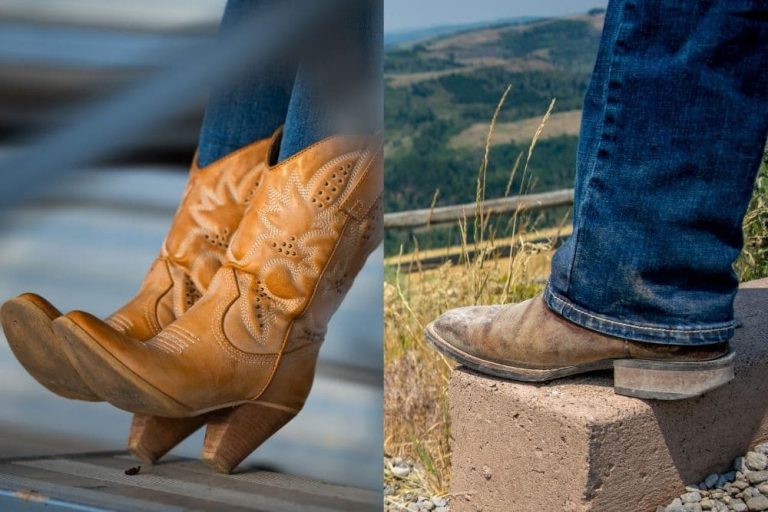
[{"xmin": 384, "ymin": 14, "xmax": 603, "ymax": 254}]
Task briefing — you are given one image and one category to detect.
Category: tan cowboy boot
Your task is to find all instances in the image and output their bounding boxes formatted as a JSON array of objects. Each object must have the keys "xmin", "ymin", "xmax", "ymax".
[
  {"xmin": 0, "ymin": 137, "xmax": 269, "ymax": 462},
  {"xmin": 425, "ymin": 294, "xmax": 735, "ymax": 400},
  {"xmin": 53, "ymin": 130, "xmax": 383, "ymax": 473}
]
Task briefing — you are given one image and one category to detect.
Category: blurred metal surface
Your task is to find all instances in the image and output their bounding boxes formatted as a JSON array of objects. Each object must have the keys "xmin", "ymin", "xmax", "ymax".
[
  {"xmin": 0, "ymin": 452, "xmax": 379, "ymax": 511},
  {"xmin": 0, "ymin": 21, "xmax": 209, "ymax": 157},
  {"xmin": 0, "ymin": 0, "xmax": 225, "ymax": 32},
  {"xmin": 0, "ymin": 0, "xmax": 349, "ymax": 208}
]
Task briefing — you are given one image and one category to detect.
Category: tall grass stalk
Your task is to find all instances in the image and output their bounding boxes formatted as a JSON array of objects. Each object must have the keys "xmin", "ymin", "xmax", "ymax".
[{"xmin": 384, "ymin": 91, "xmax": 564, "ymax": 503}]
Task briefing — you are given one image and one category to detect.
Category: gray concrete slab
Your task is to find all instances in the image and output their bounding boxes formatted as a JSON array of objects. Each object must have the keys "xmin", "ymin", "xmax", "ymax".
[{"xmin": 449, "ymin": 279, "xmax": 768, "ymax": 512}]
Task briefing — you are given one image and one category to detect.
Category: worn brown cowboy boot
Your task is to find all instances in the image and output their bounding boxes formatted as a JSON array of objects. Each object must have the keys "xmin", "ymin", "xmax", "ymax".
[
  {"xmin": 0, "ymin": 137, "xmax": 269, "ymax": 461},
  {"xmin": 53, "ymin": 130, "xmax": 383, "ymax": 472},
  {"xmin": 425, "ymin": 294, "xmax": 735, "ymax": 400}
]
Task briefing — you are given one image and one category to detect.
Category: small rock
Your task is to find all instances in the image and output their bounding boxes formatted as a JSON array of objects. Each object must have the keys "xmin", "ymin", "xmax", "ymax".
[
  {"xmin": 732, "ymin": 499, "xmax": 748, "ymax": 512},
  {"xmin": 747, "ymin": 452, "xmax": 768, "ymax": 472},
  {"xmin": 746, "ymin": 495, "xmax": 768, "ymax": 511},
  {"xmin": 735, "ymin": 480, "xmax": 751, "ymax": 490},
  {"xmin": 682, "ymin": 491, "xmax": 702, "ymax": 503},
  {"xmin": 736, "ymin": 458, "xmax": 748, "ymax": 472},
  {"xmin": 704, "ymin": 474, "xmax": 719, "ymax": 489},
  {"xmin": 435, "ymin": 508, "xmax": 448, "ymax": 512},
  {"xmin": 671, "ymin": 498, "xmax": 684, "ymax": 507},
  {"xmin": 391, "ymin": 464, "xmax": 411, "ymax": 478},
  {"xmin": 700, "ymin": 498, "xmax": 713, "ymax": 510},
  {"xmin": 407, "ymin": 503, "xmax": 420, "ymax": 512},
  {"xmin": 431, "ymin": 498, "xmax": 448, "ymax": 508},
  {"xmin": 757, "ymin": 444, "xmax": 768, "ymax": 457},
  {"xmin": 719, "ymin": 472, "xmax": 737, "ymax": 487},
  {"xmin": 666, "ymin": 506, "xmax": 686, "ymax": 512},
  {"xmin": 684, "ymin": 504, "xmax": 702, "ymax": 512},
  {"xmin": 419, "ymin": 498, "xmax": 435, "ymax": 511},
  {"xmin": 746, "ymin": 488, "xmax": 762, "ymax": 498},
  {"xmin": 749, "ymin": 472, "xmax": 768, "ymax": 485},
  {"xmin": 482, "ymin": 465, "xmax": 492, "ymax": 480},
  {"xmin": 758, "ymin": 483, "xmax": 768, "ymax": 495}
]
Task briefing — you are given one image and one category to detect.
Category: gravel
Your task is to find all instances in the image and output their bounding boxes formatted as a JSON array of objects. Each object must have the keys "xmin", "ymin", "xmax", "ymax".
[
  {"xmin": 384, "ymin": 456, "xmax": 451, "ymax": 512},
  {"xmin": 660, "ymin": 443, "xmax": 768, "ymax": 512}
]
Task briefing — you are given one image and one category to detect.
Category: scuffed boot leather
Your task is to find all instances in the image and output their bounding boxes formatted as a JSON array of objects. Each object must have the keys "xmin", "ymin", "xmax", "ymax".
[
  {"xmin": 0, "ymin": 139, "xmax": 269, "ymax": 400},
  {"xmin": 54, "ymin": 131, "xmax": 383, "ymax": 416},
  {"xmin": 426, "ymin": 294, "xmax": 735, "ymax": 399}
]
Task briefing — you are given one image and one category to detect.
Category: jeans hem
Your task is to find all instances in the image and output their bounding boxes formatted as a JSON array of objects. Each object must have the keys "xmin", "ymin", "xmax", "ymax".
[{"xmin": 544, "ymin": 285, "xmax": 736, "ymax": 345}]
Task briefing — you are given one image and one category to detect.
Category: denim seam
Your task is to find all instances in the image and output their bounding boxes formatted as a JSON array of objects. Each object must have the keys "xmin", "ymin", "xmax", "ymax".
[
  {"xmin": 546, "ymin": 285, "xmax": 735, "ymax": 335},
  {"xmin": 564, "ymin": 1, "xmax": 630, "ymax": 295}
]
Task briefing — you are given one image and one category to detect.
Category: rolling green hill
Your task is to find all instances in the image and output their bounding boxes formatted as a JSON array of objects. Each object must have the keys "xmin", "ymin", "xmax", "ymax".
[{"xmin": 384, "ymin": 10, "xmax": 604, "ymax": 254}]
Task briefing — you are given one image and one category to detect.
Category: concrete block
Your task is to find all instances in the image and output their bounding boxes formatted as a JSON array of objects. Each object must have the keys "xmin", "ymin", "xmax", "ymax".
[{"xmin": 448, "ymin": 278, "xmax": 768, "ymax": 512}]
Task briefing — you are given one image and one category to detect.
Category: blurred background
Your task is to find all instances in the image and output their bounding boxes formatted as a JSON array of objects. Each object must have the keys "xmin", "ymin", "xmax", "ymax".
[{"xmin": 0, "ymin": 0, "xmax": 383, "ymax": 490}]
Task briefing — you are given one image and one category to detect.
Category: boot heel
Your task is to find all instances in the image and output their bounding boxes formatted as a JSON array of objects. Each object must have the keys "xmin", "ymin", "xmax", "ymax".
[
  {"xmin": 201, "ymin": 403, "xmax": 296, "ymax": 474},
  {"xmin": 613, "ymin": 350, "xmax": 736, "ymax": 400},
  {"xmin": 128, "ymin": 413, "xmax": 207, "ymax": 464}
]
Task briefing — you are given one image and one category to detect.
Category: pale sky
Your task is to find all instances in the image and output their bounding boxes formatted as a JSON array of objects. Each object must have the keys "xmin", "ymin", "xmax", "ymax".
[{"xmin": 385, "ymin": 0, "xmax": 608, "ymax": 33}]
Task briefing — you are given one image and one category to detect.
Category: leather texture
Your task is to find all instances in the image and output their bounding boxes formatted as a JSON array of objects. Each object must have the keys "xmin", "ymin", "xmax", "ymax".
[
  {"xmin": 62, "ymin": 132, "xmax": 383, "ymax": 416},
  {"xmin": 0, "ymin": 138, "xmax": 268, "ymax": 402},
  {"xmin": 430, "ymin": 294, "xmax": 729, "ymax": 370},
  {"xmin": 105, "ymin": 139, "xmax": 270, "ymax": 341}
]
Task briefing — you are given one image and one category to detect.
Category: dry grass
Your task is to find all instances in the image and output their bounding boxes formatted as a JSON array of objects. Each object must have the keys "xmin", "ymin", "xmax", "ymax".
[{"xmin": 383, "ymin": 90, "xmax": 567, "ymax": 500}]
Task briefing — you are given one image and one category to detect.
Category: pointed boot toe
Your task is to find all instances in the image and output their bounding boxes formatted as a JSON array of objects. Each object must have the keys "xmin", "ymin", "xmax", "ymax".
[
  {"xmin": 7, "ymin": 138, "xmax": 271, "ymax": 462},
  {"xmin": 1, "ymin": 294, "xmax": 100, "ymax": 401},
  {"xmin": 54, "ymin": 132, "xmax": 383, "ymax": 471},
  {"xmin": 426, "ymin": 305, "xmax": 504, "ymax": 357},
  {"xmin": 54, "ymin": 312, "xmax": 193, "ymax": 417},
  {"xmin": 426, "ymin": 294, "xmax": 735, "ymax": 399}
]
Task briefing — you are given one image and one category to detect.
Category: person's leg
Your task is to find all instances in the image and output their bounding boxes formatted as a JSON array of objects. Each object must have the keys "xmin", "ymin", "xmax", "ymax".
[
  {"xmin": 278, "ymin": 0, "xmax": 383, "ymax": 161},
  {"xmin": 197, "ymin": 0, "xmax": 296, "ymax": 167},
  {"xmin": 427, "ymin": 0, "xmax": 768, "ymax": 398},
  {"xmin": 547, "ymin": 0, "xmax": 768, "ymax": 345}
]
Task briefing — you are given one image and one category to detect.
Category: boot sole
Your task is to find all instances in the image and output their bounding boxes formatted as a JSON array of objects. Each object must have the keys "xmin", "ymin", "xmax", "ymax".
[
  {"xmin": 1, "ymin": 297, "xmax": 209, "ymax": 463},
  {"xmin": 54, "ymin": 316, "xmax": 193, "ymax": 417},
  {"xmin": 0, "ymin": 296, "xmax": 100, "ymax": 401},
  {"xmin": 425, "ymin": 321, "xmax": 735, "ymax": 400},
  {"xmin": 54, "ymin": 316, "xmax": 295, "ymax": 471}
]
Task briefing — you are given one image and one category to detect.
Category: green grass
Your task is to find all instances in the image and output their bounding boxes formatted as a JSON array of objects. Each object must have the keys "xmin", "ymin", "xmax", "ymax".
[{"xmin": 736, "ymin": 151, "xmax": 768, "ymax": 281}]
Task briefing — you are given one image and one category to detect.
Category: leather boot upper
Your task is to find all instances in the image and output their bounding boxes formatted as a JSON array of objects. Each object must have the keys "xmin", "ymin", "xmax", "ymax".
[
  {"xmin": 430, "ymin": 294, "xmax": 729, "ymax": 370},
  {"xmin": 106, "ymin": 139, "xmax": 269, "ymax": 341},
  {"xmin": 66, "ymin": 131, "xmax": 383, "ymax": 415}
]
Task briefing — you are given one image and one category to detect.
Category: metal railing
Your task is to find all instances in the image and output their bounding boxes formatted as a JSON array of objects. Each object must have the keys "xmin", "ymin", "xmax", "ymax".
[{"xmin": 0, "ymin": 0, "xmax": 351, "ymax": 210}]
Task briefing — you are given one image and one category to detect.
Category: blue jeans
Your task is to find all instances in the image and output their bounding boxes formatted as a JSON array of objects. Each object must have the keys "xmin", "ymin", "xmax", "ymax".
[
  {"xmin": 197, "ymin": 0, "xmax": 382, "ymax": 167},
  {"xmin": 547, "ymin": 0, "xmax": 768, "ymax": 345}
]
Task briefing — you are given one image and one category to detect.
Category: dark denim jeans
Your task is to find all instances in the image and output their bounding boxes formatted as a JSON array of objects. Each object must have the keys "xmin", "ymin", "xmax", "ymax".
[
  {"xmin": 197, "ymin": 0, "xmax": 382, "ymax": 167},
  {"xmin": 547, "ymin": 0, "xmax": 768, "ymax": 345}
]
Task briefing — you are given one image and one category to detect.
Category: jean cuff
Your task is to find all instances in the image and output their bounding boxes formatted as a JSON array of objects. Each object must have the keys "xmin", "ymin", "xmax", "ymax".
[{"xmin": 543, "ymin": 284, "xmax": 736, "ymax": 346}]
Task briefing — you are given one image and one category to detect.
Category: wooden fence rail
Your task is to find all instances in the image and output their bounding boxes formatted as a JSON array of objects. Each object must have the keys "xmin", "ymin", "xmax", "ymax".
[{"xmin": 383, "ymin": 188, "xmax": 575, "ymax": 230}]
